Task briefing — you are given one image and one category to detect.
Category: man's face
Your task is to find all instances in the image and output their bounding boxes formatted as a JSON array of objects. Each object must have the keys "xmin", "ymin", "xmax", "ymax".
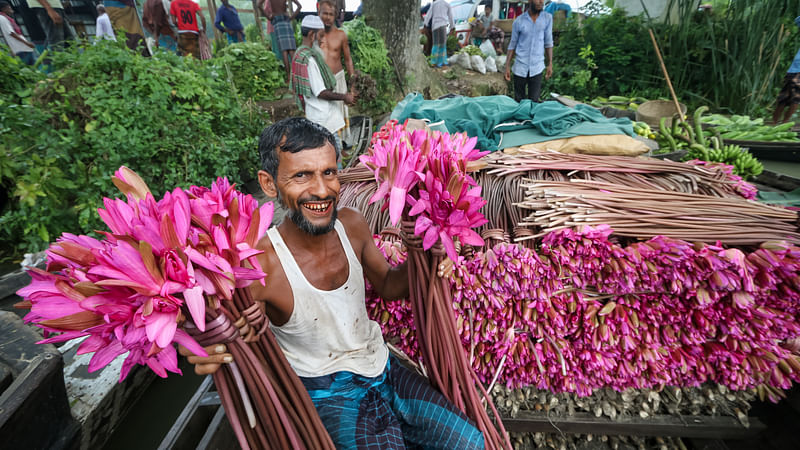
[
  {"xmin": 274, "ymin": 143, "xmax": 340, "ymax": 236},
  {"xmin": 319, "ymin": 3, "xmax": 335, "ymax": 31},
  {"xmin": 2, "ymin": 5, "xmax": 13, "ymax": 15},
  {"xmin": 530, "ymin": 0, "xmax": 544, "ymax": 13},
  {"xmin": 484, "ymin": 6, "xmax": 491, "ymax": 16}
]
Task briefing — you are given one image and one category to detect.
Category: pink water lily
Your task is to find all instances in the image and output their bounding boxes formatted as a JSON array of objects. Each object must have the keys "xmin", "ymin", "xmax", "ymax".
[
  {"xmin": 362, "ymin": 122, "xmax": 488, "ymax": 258},
  {"xmin": 16, "ymin": 168, "xmax": 274, "ymax": 381}
]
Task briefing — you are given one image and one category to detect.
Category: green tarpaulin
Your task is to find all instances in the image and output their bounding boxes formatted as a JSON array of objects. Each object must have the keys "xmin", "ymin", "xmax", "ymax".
[
  {"xmin": 757, "ymin": 188, "xmax": 800, "ymax": 207},
  {"xmin": 390, "ymin": 93, "xmax": 635, "ymax": 151}
]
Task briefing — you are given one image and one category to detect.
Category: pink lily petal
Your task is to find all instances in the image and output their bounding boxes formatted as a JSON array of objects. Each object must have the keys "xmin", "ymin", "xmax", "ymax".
[{"xmin": 184, "ymin": 285, "xmax": 206, "ymax": 332}]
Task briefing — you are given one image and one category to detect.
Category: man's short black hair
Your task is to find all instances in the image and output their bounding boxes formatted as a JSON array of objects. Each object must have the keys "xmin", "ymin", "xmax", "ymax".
[
  {"xmin": 0, "ymin": 2, "xmax": 11, "ymax": 9},
  {"xmin": 258, "ymin": 117, "xmax": 338, "ymax": 179}
]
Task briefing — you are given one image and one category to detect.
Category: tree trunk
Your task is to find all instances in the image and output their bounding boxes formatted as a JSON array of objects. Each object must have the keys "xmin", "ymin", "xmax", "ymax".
[{"xmin": 363, "ymin": 0, "xmax": 443, "ymax": 97}]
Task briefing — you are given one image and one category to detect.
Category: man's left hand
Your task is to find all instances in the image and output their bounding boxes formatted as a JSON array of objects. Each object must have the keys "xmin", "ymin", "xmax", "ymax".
[{"xmin": 545, "ymin": 64, "xmax": 553, "ymax": 80}]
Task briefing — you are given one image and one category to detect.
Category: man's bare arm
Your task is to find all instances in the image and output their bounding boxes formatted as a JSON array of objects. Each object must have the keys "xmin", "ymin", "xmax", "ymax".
[
  {"xmin": 289, "ymin": 0, "xmax": 301, "ymax": 20},
  {"xmin": 341, "ymin": 208, "xmax": 409, "ymax": 301},
  {"xmin": 342, "ymin": 33, "xmax": 355, "ymax": 77},
  {"xmin": 37, "ymin": 0, "xmax": 63, "ymax": 24}
]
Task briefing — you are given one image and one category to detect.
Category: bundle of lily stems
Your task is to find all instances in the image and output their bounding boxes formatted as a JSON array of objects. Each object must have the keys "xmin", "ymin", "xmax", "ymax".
[
  {"xmin": 16, "ymin": 168, "xmax": 334, "ymax": 450},
  {"xmin": 361, "ymin": 120, "xmax": 512, "ymax": 449},
  {"xmin": 340, "ymin": 149, "xmax": 799, "ymax": 247}
]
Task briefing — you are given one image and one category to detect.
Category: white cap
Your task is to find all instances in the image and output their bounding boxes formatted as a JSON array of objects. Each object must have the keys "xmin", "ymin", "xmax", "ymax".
[{"xmin": 301, "ymin": 15, "xmax": 324, "ymax": 30}]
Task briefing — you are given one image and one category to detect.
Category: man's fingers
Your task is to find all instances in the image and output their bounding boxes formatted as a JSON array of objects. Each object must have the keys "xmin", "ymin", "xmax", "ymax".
[
  {"xmin": 178, "ymin": 343, "xmax": 227, "ymax": 357},
  {"xmin": 186, "ymin": 353, "xmax": 233, "ymax": 365},
  {"xmin": 195, "ymin": 363, "xmax": 221, "ymax": 375}
]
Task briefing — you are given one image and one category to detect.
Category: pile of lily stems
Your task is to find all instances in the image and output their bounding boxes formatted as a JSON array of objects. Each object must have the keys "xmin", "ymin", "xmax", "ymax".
[
  {"xmin": 193, "ymin": 287, "xmax": 334, "ymax": 450},
  {"xmin": 339, "ymin": 151, "xmax": 771, "ymax": 245},
  {"xmin": 516, "ymin": 180, "xmax": 800, "ymax": 245},
  {"xmin": 485, "ymin": 150, "xmax": 754, "ymax": 199},
  {"xmin": 401, "ymin": 221, "xmax": 512, "ymax": 450}
]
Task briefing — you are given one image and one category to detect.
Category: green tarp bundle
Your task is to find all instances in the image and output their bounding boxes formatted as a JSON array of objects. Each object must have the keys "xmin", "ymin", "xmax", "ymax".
[
  {"xmin": 757, "ymin": 188, "xmax": 800, "ymax": 207},
  {"xmin": 390, "ymin": 93, "xmax": 635, "ymax": 151}
]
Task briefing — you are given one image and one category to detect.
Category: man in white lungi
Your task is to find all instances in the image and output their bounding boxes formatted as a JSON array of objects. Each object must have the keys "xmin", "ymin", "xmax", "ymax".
[{"xmin": 318, "ymin": 0, "xmax": 355, "ymax": 149}]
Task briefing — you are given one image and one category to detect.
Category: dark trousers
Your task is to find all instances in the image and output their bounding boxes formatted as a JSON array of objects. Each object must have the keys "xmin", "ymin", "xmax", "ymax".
[
  {"xmin": 513, "ymin": 72, "xmax": 543, "ymax": 102},
  {"xmin": 33, "ymin": 8, "xmax": 76, "ymax": 50}
]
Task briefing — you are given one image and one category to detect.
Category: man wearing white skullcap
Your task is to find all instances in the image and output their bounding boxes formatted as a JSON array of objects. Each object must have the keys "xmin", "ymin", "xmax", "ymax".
[{"xmin": 289, "ymin": 14, "xmax": 355, "ymax": 163}]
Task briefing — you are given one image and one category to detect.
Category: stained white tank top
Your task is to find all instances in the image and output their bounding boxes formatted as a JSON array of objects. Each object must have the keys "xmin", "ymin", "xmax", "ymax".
[{"xmin": 267, "ymin": 220, "xmax": 389, "ymax": 378}]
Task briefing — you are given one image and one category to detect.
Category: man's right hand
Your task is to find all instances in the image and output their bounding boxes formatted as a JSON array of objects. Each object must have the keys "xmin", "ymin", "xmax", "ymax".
[
  {"xmin": 48, "ymin": 9, "xmax": 63, "ymax": 25},
  {"xmin": 179, "ymin": 344, "xmax": 233, "ymax": 375},
  {"xmin": 344, "ymin": 92, "xmax": 356, "ymax": 106},
  {"xmin": 504, "ymin": 68, "xmax": 511, "ymax": 82}
]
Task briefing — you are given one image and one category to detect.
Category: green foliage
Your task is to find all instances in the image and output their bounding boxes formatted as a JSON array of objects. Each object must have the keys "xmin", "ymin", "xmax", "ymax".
[
  {"xmin": 446, "ymin": 34, "xmax": 459, "ymax": 56},
  {"xmin": 244, "ymin": 23, "xmax": 264, "ymax": 43},
  {"xmin": 0, "ymin": 40, "xmax": 268, "ymax": 259},
  {"xmin": 342, "ymin": 18, "xmax": 397, "ymax": 115},
  {"xmin": 212, "ymin": 42, "xmax": 286, "ymax": 101},
  {"xmin": 550, "ymin": 0, "xmax": 800, "ymax": 116}
]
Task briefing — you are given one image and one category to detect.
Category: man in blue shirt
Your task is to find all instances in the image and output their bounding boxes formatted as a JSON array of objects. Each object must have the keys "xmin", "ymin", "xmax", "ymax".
[
  {"xmin": 773, "ymin": 16, "xmax": 800, "ymax": 124},
  {"xmin": 215, "ymin": 0, "xmax": 245, "ymax": 43},
  {"xmin": 504, "ymin": 0, "xmax": 553, "ymax": 102}
]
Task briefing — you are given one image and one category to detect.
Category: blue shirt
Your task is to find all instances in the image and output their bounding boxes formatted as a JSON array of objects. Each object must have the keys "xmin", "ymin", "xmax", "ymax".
[
  {"xmin": 508, "ymin": 11, "xmax": 553, "ymax": 78},
  {"xmin": 215, "ymin": 5, "xmax": 243, "ymax": 32},
  {"xmin": 789, "ymin": 16, "xmax": 800, "ymax": 73}
]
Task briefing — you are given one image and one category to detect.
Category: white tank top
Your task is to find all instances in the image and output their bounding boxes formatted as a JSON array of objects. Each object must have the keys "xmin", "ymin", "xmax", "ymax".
[{"xmin": 267, "ymin": 220, "xmax": 389, "ymax": 378}]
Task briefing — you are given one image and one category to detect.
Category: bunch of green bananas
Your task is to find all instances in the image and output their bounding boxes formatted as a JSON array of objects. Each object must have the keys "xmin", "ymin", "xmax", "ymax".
[
  {"xmin": 687, "ymin": 145, "xmax": 764, "ymax": 180},
  {"xmin": 632, "ymin": 121, "xmax": 656, "ymax": 139},
  {"xmin": 687, "ymin": 143, "xmax": 764, "ymax": 180}
]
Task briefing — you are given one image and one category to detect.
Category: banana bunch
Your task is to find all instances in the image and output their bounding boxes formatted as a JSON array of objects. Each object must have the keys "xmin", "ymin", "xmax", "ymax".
[
  {"xmin": 688, "ymin": 143, "xmax": 764, "ymax": 180},
  {"xmin": 654, "ymin": 105, "xmax": 764, "ymax": 180},
  {"xmin": 633, "ymin": 121, "xmax": 656, "ymax": 139}
]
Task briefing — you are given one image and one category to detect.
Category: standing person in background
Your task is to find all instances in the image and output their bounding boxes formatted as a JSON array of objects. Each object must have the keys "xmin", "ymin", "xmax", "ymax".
[
  {"xmin": 265, "ymin": 0, "xmax": 302, "ymax": 82},
  {"xmin": 504, "ymin": 0, "xmax": 553, "ymax": 102},
  {"xmin": 318, "ymin": 0, "xmax": 355, "ymax": 149},
  {"xmin": 95, "ymin": 4, "xmax": 116, "ymax": 41},
  {"xmin": 170, "ymin": 0, "xmax": 205, "ymax": 58},
  {"xmin": 0, "ymin": 1, "xmax": 35, "ymax": 64},
  {"xmin": 24, "ymin": 0, "xmax": 75, "ymax": 50},
  {"xmin": 290, "ymin": 15, "xmax": 355, "ymax": 163},
  {"xmin": 474, "ymin": 1, "xmax": 504, "ymax": 54},
  {"xmin": 143, "ymin": 0, "xmax": 177, "ymax": 51},
  {"xmin": 214, "ymin": 0, "xmax": 244, "ymax": 43},
  {"xmin": 424, "ymin": 0, "xmax": 453, "ymax": 67},
  {"xmin": 104, "ymin": 0, "xmax": 146, "ymax": 50},
  {"xmin": 773, "ymin": 17, "xmax": 800, "ymax": 124},
  {"xmin": 258, "ymin": 0, "xmax": 282, "ymax": 64},
  {"xmin": 333, "ymin": 0, "xmax": 344, "ymax": 27}
]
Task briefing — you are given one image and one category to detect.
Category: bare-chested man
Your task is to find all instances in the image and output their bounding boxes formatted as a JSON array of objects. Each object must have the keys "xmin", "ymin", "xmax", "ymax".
[
  {"xmin": 260, "ymin": 0, "xmax": 302, "ymax": 81},
  {"xmin": 318, "ymin": 0, "xmax": 355, "ymax": 145}
]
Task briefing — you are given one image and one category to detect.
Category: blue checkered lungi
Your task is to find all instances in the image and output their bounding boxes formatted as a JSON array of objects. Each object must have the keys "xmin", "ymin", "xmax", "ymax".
[
  {"xmin": 300, "ymin": 355, "xmax": 485, "ymax": 449},
  {"xmin": 271, "ymin": 15, "xmax": 296, "ymax": 52}
]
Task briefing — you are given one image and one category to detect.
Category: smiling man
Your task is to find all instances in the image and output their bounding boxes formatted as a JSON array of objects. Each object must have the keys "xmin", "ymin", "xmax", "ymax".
[{"xmin": 184, "ymin": 117, "xmax": 485, "ymax": 449}]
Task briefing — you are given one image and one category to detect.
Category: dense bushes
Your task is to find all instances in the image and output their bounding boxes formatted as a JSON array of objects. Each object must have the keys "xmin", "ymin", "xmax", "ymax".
[
  {"xmin": 0, "ymin": 40, "xmax": 269, "ymax": 259},
  {"xmin": 213, "ymin": 42, "xmax": 285, "ymax": 101},
  {"xmin": 342, "ymin": 18, "xmax": 398, "ymax": 115},
  {"xmin": 548, "ymin": 0, "xmax": 800, "ymax": 115}
]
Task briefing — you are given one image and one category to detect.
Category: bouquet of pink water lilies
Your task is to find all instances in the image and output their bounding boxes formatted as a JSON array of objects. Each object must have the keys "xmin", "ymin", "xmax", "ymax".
[
  {"xmin": 16, "ymin": 167, "xmax": 334, "ymax": 450},
  {"xmin": 361, "ymin": 121, "xmax": 512, "ymax": 450}
]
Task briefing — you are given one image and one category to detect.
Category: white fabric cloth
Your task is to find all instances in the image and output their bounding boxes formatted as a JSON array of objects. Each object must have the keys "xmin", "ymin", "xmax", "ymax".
[
  {"xmin": 267, "ymin": 220, "xmax": 389, "ymax": 378},
  {"xmin": 24, "ymin": 0, "xmax": 63, "ymax": 9},
  {"xmin": 0, "ymin": 15, "xmax": 29, "ymax": 54},
  {"xmin": 95, "ymin": 13, "xmax": 117, "ymax": 41},
  {"xmin": 424, "ymin": 0, "xmax": 454, "ymax": 32},
  {"xmin": 334, "ymin": 70, "xmax": 350, "ymax": 141},
  {"xmin": 305, "ymin": 57, "xmax": 345, "ymax": 134}
]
